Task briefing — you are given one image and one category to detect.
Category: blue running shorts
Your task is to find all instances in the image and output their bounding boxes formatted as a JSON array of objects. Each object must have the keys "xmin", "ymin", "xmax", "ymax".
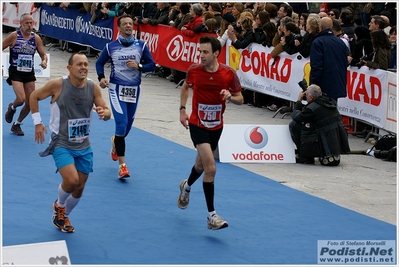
[{"xmin": 52, "ymin": 147, "xmax": 93, "ymax": 174}]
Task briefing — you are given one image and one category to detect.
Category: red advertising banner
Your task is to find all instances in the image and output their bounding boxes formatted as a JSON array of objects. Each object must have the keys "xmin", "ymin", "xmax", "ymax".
[{"xmin": 133, "ymin": 24, "xmax": 226, "ymax": 72}]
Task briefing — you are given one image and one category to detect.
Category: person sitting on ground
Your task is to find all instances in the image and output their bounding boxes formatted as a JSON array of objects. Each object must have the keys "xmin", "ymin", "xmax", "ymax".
[{"xmin": 289, "ymin": 84, "xmax": 350, "ymax": 166}]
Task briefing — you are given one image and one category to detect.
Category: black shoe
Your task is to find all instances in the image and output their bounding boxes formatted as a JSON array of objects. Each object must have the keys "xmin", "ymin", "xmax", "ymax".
[
  {"xmin": 5, "ymin": 103, "xmax": 16, "ymax": 123},
  {"xmin": 11, "ymin": 123, "xmax": 24, "ymax": 136}
]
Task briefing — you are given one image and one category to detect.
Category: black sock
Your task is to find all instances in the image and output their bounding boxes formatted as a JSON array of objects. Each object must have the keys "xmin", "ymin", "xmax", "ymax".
[
  {"xmin": 114, "ymin": 135, "xmax": 125, "ymax": 156},
  {"xmin": 203, "ymin": 181, "xmax": 214, "ymax": 212},
  {"xmin": 187, "ymin": 166, "xmax": 202, "ymax": 186}
]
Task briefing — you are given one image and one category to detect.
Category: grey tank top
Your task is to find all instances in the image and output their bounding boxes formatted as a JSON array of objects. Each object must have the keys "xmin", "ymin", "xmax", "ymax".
[{"xmin": 52, "ymin": 76, "xmax": 95, "ymax": 150}]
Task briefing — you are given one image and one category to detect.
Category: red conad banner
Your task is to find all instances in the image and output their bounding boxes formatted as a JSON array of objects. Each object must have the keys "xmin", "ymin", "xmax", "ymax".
[{"xmin": 133, "ymin": 24, "xmax": 226, "ymax": 72}]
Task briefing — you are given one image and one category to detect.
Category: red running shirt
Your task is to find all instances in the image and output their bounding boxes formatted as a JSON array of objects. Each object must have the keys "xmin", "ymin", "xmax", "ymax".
[{"xmin": 186, "ymin": 63, "xmax": 242, "ymax": 130}]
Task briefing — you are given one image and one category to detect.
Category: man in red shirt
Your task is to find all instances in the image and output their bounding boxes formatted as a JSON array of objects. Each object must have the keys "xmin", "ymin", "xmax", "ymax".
[{"xmin": 178, "ymin": 35, "xmax": 243, "ymax": 230}]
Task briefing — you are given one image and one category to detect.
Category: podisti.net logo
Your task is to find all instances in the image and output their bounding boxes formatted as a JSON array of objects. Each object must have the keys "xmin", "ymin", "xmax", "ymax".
[{"xmin": 244, "ymin": 126, "xmax": 268, "ymax": 149}]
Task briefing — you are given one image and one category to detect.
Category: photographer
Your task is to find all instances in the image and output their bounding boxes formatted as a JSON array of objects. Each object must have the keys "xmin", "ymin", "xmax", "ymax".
[{"xmin": 289, "ymin": 84, "xmax": 350, "ymax": 166}]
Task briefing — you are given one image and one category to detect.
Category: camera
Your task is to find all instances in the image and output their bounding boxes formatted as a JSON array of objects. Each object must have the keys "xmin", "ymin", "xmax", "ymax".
[
  {"xmin": 298, "ymin": 79, "xmax": 308, "ymax": 100},
  {"xmin": 231, "ymin": 22, "xmax": 242, "ymax": 33},
  {"xmin": 356, "ymin": 54, "xmax": 369, "ymax": 69},
  {"xmin": 298, "ymin": 79, "xmax": 307, "ymax": 91},
  {"xmin": 292, "ymin": 33, "xmax": 303, "ymax": 42}
]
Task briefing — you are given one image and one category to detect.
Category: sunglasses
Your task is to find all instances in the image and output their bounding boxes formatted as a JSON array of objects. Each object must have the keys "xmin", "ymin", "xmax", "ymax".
[{"xmin": 329, "ymin": 13, "xmax": 335, "ymax": 16}]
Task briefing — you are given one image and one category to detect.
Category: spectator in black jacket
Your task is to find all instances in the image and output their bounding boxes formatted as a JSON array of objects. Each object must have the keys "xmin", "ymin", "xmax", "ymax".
[
  {"xmin": 339, "ymin": 8, "xmax": 355, "ymax": 39},
  {"xmin": 144, "ymin": 2, "xmax": 170, "ymax": 26},
  {"xmin": 133, "ymin": 3, "xmax": 157, "ymax": 22},
  {"xmin": 253, "ymin": 11, "xmax": 270, "ymax": 44},
  {"xmin": 228, "ymin": 12, "xmax": 255, "ymax": 49},
  {"xmin": 260, "ymin": 22, "xmax": 277, "ymax": 47},
  {"xmin": 289, "ymin": 84, "xmax": 350, "ymax": 166},
  {"xmin": 171, "ymin": 3, "xmax": 192, "ymax": 30},
  {"xmin": 348, "ymin": 25, "xmax": 374, "ymax": 67},
  {"xmin": 280, "ymin": 22, "xmax": 300, "ymax": 55},
  {"xmin": 295, "ymin": 16, "xmax": 319, "ymax": 58}
]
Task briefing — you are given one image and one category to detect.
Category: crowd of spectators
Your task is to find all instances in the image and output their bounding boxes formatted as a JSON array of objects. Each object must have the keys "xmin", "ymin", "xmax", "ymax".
[{"xmin": 31, "ymin": 2, "xmax": 397, "ymax": 110}]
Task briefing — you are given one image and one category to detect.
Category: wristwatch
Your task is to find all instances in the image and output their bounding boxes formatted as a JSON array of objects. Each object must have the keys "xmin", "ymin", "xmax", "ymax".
[
  {"xmin": 179, "ymin": 106, "xmax": 186, "ymax": 110},
  {"xmin": 138, "ymin": 64, "xmax": 143, "ymax": 71}
]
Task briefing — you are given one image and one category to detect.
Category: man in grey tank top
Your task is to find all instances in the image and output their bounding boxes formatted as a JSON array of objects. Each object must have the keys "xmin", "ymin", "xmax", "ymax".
[{"xmin": 29, "ymin": 53, "xmax": 111, "ymax": 233}]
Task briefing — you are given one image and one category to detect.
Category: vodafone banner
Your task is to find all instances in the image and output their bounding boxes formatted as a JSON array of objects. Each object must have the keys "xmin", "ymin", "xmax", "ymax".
[
  {"xmin": 227, "ymin": 41, "xmax": 397, "ymax": 133},
  {"xmin": 2, "ymin": 2, "xmax": 40, "ymax": 29},
  {"xmin": 218, "ymin": 125, "xmax": 296, "ymax": 163},
  {"xmin": 134, "ymin": 24, "xmax": 225, "ymax": 72}
]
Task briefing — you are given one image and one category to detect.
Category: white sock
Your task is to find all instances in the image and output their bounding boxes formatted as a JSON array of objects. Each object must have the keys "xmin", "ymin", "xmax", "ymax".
[
  {"xmin": 57, "ymin": 184, "xmax": 71, "ymax": 207},
  {"xmin": 65, "ymin": 195, "xmax": 80, "ymax": 216},
  {"xmin": 208, "ymin": 211, "xmax": 216, "ymax": 218}
]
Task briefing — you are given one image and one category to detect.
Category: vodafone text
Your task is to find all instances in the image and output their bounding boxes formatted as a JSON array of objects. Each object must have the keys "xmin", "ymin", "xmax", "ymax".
[{"xmin": 232, "ymin": 151, "xmax": 284, "ymax": 161}]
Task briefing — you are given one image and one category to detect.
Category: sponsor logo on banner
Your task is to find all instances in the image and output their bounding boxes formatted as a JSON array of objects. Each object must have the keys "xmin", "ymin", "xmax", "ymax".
[
  {"xmin": 244, "ymin": 126, "xmax": 268, "ymax": 149},
  {"xmin": 218, "ymin": 124, "xmax": 296, "ymax": 163},
  {"xmin": 317, "ymin": 240, "xmax": 396, "ymax": 264},
  {"xmin": 165, "ymin": 35, "xmax": 201, "ymax": 63}
]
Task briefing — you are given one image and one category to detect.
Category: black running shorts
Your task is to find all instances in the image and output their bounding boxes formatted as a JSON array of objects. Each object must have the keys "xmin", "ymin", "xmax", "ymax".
[
  {"xmin": 7, "ymin": 65, "xmax": 36, "ymax": 85},
  {"xmin": 189, "ymin": 123, "xmax": 223, "ymax": 151}
]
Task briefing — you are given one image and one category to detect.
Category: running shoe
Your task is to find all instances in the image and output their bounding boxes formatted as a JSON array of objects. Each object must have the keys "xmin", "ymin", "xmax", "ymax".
[
  {"xmin": 5, "ymin": 103, "xmax": 15, "ymax": 123},
  {"xmin": 11, "ymin": 123, "xmax": 24, "ymax": 136},
  {"xmin": 118, "ymin": 163, "xmax": 130, "ymax": 179},
  {"xmin": 207, "ymin": 214, "xmax": 228, "ymax": 230},
  {"xmin": 62, "ymin": 217, "xmax": 75, "ymax": 233},
  {"xmin": 52, "ymin": 200, "xmax": 65, "ymax": 229},
  {"xmin": 110, "ymin": 136, "xmax": 118, "ymax": 161},
  {"xmin": 177, "ymin": 179, "xmax": 190, "ymax": 209}
]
